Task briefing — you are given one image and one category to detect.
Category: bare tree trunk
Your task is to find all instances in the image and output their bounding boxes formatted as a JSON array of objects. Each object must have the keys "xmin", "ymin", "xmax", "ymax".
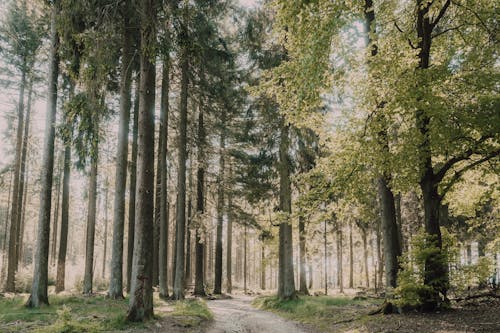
[
  {"xmin": 102, "ymin": 178, "xmax": 109, "ymax": 279},
  {"xmin": 214, "ymin": 113, "xmax": 226, "ymax": 295},
  {"xmin": 126, "ymin": 0, "xmax": 157, "ymax": 321},
  {"xmin": 361, "ymin": 228, "xmax": 369, "ymax": 288},
  {"xmin": 56, "ymin": 137, "xmax": 71, "ymax": 293},
  {"xmin": 159, "ymin": 55, "xmax": 170, "ymax": 299},
  {"xmin": 51, "ymin": 153, "xmax": 63, "ymax": 266},
  {"xmin": 83, "ymin": 150, "xmax": 98, "ymax": 295},
  {"xmin": 26, "ymin": 3, "xmax": 59, "ymax": 306},
  {"xmin": 1, "ymin": 171, "xmax": 13, "ymax": 282},
  {"xmin": 298, "ymin": 215, "xmax": 308, "ymax": 294},
  {"xmin": 244, "ymin": 224, "xmax": 247, "ymax": 294},
  {"xmin": 127, "ymin": 73, "xmax": 140, "ymax": 293},
  {"xmin": 324, "ymin": 220, "xmax": 328, "ymax": 295},
  {"xmin": 172, "ymin": 10, "xmax": 189, "ymax": 300},
  {"xmin": 277, "ymin": 120, "xmax": 296, "ymax": 300},
  {"xmin": 6, "ymin": 62, "xmax": 27, "ymax": 292},
  {"xmin": 260, "ymin": 243, "xmax": 265, "ymax": 290},
  {"xmin": 349, "ymin": 221, "xmax": 354, "ymax": 289},
  {"xmin": 226, "ymin": 169, "xmax": 233, "ymax": 294},
  {"xmin": 337, "ymin": 227, "xmax": 344, "ymax": 293}
]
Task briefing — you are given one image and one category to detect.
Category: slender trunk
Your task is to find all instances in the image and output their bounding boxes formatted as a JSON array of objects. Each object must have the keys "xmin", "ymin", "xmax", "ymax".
[
  {"xmin": 349, "ymin": 221, "xmax": 354, "ymax": 289},
  {"xmin": 83, "ymin": 150, "xmax": 99, "ymax": 295},
  {"xmin": 127, "ymin": 0, "xmax": 157, "ymax": 320},
  {"xmin": 102, "ymin": 179, "xmax": 109, "ymax": 279},
  {"xmin": 226, "ymin": 176, "xmax": 233, "ymax": 294},
  {"xmin": 172, "ymin": 12, "xmax": 189, "ymax": 300},
  {"xmin": 127, "ymin": 73, "xmax": 140, "ymax": 293},
  {"xmin": 260, "ymin": 243, "xmax": 265, "ymax": 290},
  {"xmin": 361, "ymin": 228, "xmax": 369, "ymax": 288},
  {"xmin": 244, "ymin": 224, "xmax": 247, "ymax": 294},
  {"xmin": 324, "ymin": 220, "xmax": 328, "ymax": 295},
  {"xmin": 51, "ymin": 154, "xmax": 63, "ymax": 266},
  {"xmin": 1, "ymin": 171, "xmax": 14, "ymax": 282},
  {"xmin": 26, "ymin": 4, "xmax": 59, "ymax": 306},
  {"xmin": 185, "ymin": 195, "xmax": 192, "ymax": 285},
  {"xmin": 298, "ymin": 215, "xmax": 308, "ymax": 294},
  {"xmin": 6, "ymin": 63, "xmax": 27, "ymax": 292},
  {"xmin": 153, "ymin": 119, "xmax": 162, "ymax": 288},
  {"xmin": 193, "ymin": 103, "xmax": 205, "ymax": 297},
  {"xmin": 109, "ymin": 0, "xmax": 133, "ymax": 298},
  {"xmin": 277, "ymin": 120, "xmax": 296, "ymax": 300},
  {"xmin": 214, "ymin": 114, "xmax": 226, "ymax": 294},
  {"xmin": 159, "ymin": 56, "xmax": 170, "ymax": 299},
  {"xmin": 16, "ymin": 75, "xmax": 33, "ymax": 268},
  {"xmin": 308, "ymin": 262, "xmax": 313, "ymax": 289},
  {"xmin": 337, "ymin": 227, "xmax": 343, "ymax": 293},
  {"xmin": 56, "ymin": 138, "xmax": 71, "ymax": 293}
]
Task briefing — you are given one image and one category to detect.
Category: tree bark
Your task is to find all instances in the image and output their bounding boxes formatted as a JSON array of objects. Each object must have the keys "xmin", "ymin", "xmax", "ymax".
[
  {"xmin": 159, "ymin": 56, "xmax": 170, "ymax": 299},
  {"xmin": 214, "ymin": 112, "xmax": 226, "ymax": 295},
  {"xmin": 26, "ymin": 3, "xmax": 59, "ymax": 306},
  {"xmin": 127, "ymin": 72, "xmax": 140, "ymax": 293},
  {"xmin": 172, "ymin": 10, "xmax": 189, "ymax": 300},
  {"xmin": 126, "ymin": 0, "xmax": 157, "ymax": 321},
  {"xmin": 362, "ymin": 227, "xmax": 369, "ymax": 288},
  {"xmin": 226, "ymin": 176, "xmax": 233, "ymax": 294},
  {"xmin": 83, "ymin": 149, "xmax": 98, "ymax": 295},
  {"xmin": 244, "ymin": 224, "xmax": 247, "ymax": 294},
  {"xmin": 337, "ymin": 226, "xmax": 344, "ymax": 293},
  {"xmin": 109, "ymin": 0, "xmax": 133, "ymax": 299},
  {"xmin": 349, "ymin": 220, "xmax": 354, "ymax": 289},
  {"xmin": 56, "ymin": 135, "xmax": 72, "ymax": 293},
  {"xmin": 6, "ymin": 61, "xmax": 27, "ymax": 292},
  {"xmin": 50, "ymin": 153, "xmax": 63, "ymax": 266},
  {"xmin": 277, "ymin": 120, "xmax": 296, "ymax": 300},
  {"xmin": 102, "ymin": 178, "xmax": 109, "ymax": 279},
  {"xmin": 1, "ymin": 171, "xmax": 13, "ymax": 282},
  {"xmin": 298, "ymin": 215, "xmax": 308, "ymax": 294}
]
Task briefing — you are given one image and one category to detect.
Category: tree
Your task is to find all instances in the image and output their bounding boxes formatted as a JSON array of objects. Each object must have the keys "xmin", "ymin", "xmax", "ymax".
[
  {"xmin": 109, "ymin": 0, "xmax": 134, "ymax": 299},
  {"xmin": 26, "ymin": 0, "xmax": 60, "ymax": 307},
  {"xmin": 127, "ymin": 0, "xmax": 157, "ymax": 321}
]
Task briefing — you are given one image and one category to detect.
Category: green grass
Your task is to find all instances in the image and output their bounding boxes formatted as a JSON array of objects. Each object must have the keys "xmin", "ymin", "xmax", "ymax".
[
  {"xmin": 166, "ymin": 299, "xmax": 213, "ymax": 328},
  {"xmin": 0, "ymin": 294, "xmax": 134, "ymax": 333},
  {"xmin": 253, "ymin": 295, "xmax": 382, "ymax": 332}
]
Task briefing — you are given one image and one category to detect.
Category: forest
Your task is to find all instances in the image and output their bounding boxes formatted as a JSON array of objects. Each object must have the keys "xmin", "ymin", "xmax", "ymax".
[{"xmin": 0, "ymin": 0, "xmax": 498, "ymax": 332}]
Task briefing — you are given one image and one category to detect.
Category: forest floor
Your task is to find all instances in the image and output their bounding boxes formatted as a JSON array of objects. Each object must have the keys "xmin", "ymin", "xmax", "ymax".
[{"xmin": 250, "ymin": 290, "xmax": 500, "ymax": 333}]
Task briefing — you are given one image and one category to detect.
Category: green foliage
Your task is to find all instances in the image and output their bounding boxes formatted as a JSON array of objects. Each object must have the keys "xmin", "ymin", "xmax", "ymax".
[{"xmin": 450, "ymin": 256, "xmax": 495, "ymax": 293}]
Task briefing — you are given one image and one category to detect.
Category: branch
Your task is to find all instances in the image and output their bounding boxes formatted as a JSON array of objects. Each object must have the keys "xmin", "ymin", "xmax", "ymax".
[
  {"xmin": 440, "ymin": 148, "xmax": 500, "ymax": 198},
  {"xmin": 431, "ymin": 0, "xmax": 452, "ymax": 29},
  {"xmin": 434, "ymin": 135, "xmax": 493, "ymax": 182},
  {"xmin": 432, "ymin": 24, "xmax": 465, "ymax": 39},
  {"xmin": 394, "ymin": 22, "xmax": 418, "ymax": 50}
]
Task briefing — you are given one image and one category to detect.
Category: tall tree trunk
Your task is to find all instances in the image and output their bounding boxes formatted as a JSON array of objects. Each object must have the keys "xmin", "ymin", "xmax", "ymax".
[
  {"xmin": 308, "ymin": 262, "xmax": 313, "ymax": 290},
  {"xmin": 109, "ymin": 0, "xmax": 133, "ymax": 299},
  {"xmin": 172, "ymin": 11, "xmax": 189, "ymax": 300},
  {"xmin": 349, "ymin": 221, "xmax": 354, "ymax": 289},
  {"xmin": 226, "ymin": 175, "xmax": 233, "ymax": 294},
  {"xmin": 26, "ymin": 3, "xmax": 59, "ymax": 307},
  {"xmin": 214, "ymin": 113, "xmax": 226, "ymax": 295},
  {"xmin": 18, "ymin": 171, "xmax": 28, "ymax": 266},
  {"xmin": 277, "ymin": 120, "xmax": 296, "ymax": 300},
  {"xmin": 244, "ymin": 224, "xmax": 247, "ymax": 294},
  {"xmin": 159, "ymin": 56, "xmax": 170, "ymax": 299},
  {"xmin": 337, "ymin": 227, "xmax": 343, "ymax": 293},
  {"xmin": 16, "ymin": 75, "xmax": 33, "ymax": 268},
  {"xmin": 51, "ymin": 154, "xmax": 63, "ymax": 266},
  {"xmin": 260, "ymin": 243, "xmax": 265, "ymax": 290},
  {"xmin": 361, "ymin": 228, "xmax": 369, "ymax": 288},
  {"xmin": 324, "ymin": 220, "xmax": 328, "ymax": 295},
  {"xmin": 185, "ymin": 175, "xmax": 193, "ymax": 286},
  {"xmin": 6, "ymin": 61, "xmax": 27, "ymax": 292},
  {"xmin": 102, "ymin": 178, "xmax": 109, "ymax": 279},
  {"xmin": 193, "ymin": 101, "xmax": 206, "ymax": 297},
  {"xmin": 1, "ymin": 171, "xmax": 13, "ymax": 282},
  {"xmin": 56, "ymin": 135, "xmax": 72, "ymax": 293},
  {"xmin": 127, "ymin": 0, "xmax": 157, "ymax": 321},
  {"xmin": 364, "ymin": 0, "xmax": 402, "ymax": 291},
  {"xmin": 127, "ymin": 73, "xmax": 140, "ymax": 293},
  {"xmin": 83, "ymin": 149, "xmax": 99, "ymax": 295},
  {"xmin": 298, "ymin": 215, "xmax": 308, "ymax": 294}
]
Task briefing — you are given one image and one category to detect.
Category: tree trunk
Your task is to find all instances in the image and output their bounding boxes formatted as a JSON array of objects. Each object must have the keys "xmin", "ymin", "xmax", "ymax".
[
  {"xmin": 260, "ymin": 243, "xmax": 265, "ymax": 290},
  {"xmin": 172, "ymin": 12, "xmax": 189, "ymax": 300},
  {"xmin": 102, "ymin": 178, "xmax": 109, "ymax": 279},
  {"xmin": 159, "ymin": 56, "xmax": 170, "ymax": 299},
  {"xmin": 362, "ymin": 228, "xmax": 369, "ymax": 288},
  {"xmin": 83, "ymin": 150, "xmax": 98, "ymax": 295},
  {"xmin": 337, "ymin": 226, "xmax": 344, "ymax": 293},
  {"xmin": 26, "ymin": 3, "xmax": 59, "ymax": 307},
  {"xmin": 51, "ymin": 153, "xmax": 63, "ymax": 266},
  {"xmin": 244, "ymin": 224, "xmax": 247, "ymax": 294},
  {"xmin": 324, "ymin": 220, "xmax": 328, "ymax": 295},
  {"xmin": 6, "ymin": 62, "xmax": 27, "ymax": 292},
  {"xmin": 226, "ymin": 177, "xmax": 233, "ymax": 294},
  {"xmin": 127, "ymin": 0, "xmax": 157, "ymax": 321},
  {"xmin": 56, "ymin": 137, "xmax": 72, "ymax": 293},
  {"xmin": 298, "ymin": 215, "xmax": 308, "ymax": 294},
  {"xmin": 109, "ymin": 0, "xmax": 133, "ymax": 299},
  {"xmin": 214, "ymin": 114, "xmax": 226, "ymax": 295},
  {"xmin": 127, "ymin": 72, "xmax": 140, "ymax": 293},
  {"xmin": 349, "ymin": 221, "xmax": 354, "ymax": 289},
  {"xmin": 1, "ymin": 171, "xmax": 13, "ymax": 281},
  {"xmin": 308, "ymin": 262, "xmax": 313, "ymax": 289},
  {"xmin": 277, "ymin": 120, "xmax": 296, "ymax": 300}
]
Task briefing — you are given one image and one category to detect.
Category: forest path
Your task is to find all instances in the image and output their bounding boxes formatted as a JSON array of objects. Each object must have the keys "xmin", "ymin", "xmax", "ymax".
[{"xmin": 205, "ymin": 295, "xmax": 310, "ymax": 333}]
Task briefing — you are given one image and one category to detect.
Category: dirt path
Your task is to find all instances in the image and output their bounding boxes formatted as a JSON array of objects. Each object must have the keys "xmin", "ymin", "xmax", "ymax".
[{"xmin": 205, "ymin": 295, "xmax": 310, "ymax": 333}]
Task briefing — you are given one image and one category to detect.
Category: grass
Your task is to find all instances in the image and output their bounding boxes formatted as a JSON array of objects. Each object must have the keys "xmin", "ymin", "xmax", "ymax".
[
  {"xmin": 253, "ymin": 295, "xmax": 382, "ymax": 332},
  {"xmin": 165, "ymin": 299, "xmax": 213, "ymax": 328},
  {"xmin": 0, "ymin": 294, "xmax": 140, "ymax": 333}
]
